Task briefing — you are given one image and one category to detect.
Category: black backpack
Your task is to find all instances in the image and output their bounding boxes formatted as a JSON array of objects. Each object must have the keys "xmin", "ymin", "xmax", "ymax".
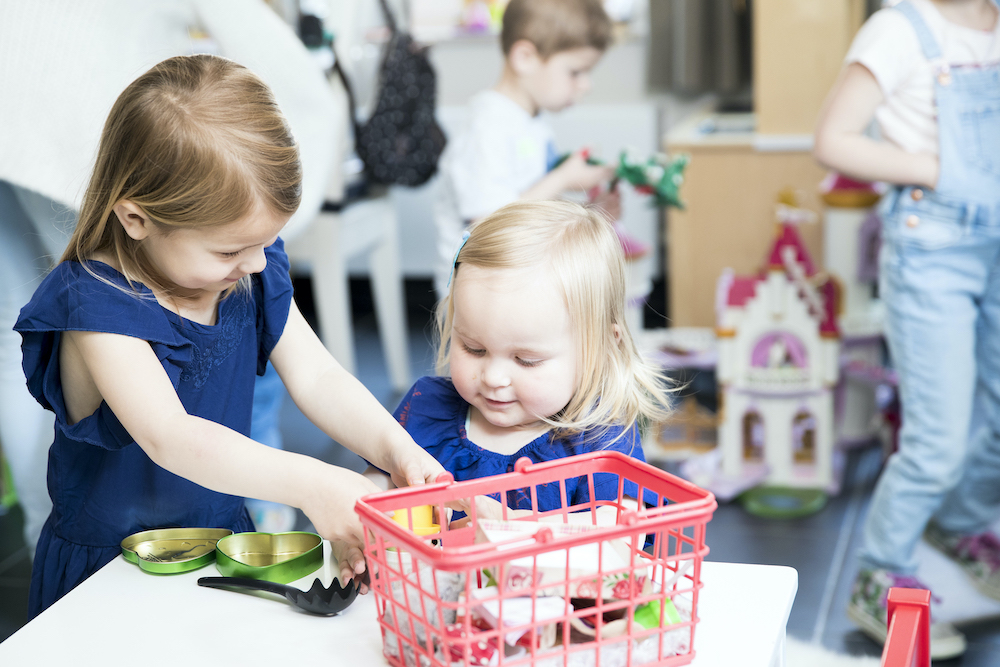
[{"xmin": 333, "ymin": 0, "xmax": 446, "ymax": 187}]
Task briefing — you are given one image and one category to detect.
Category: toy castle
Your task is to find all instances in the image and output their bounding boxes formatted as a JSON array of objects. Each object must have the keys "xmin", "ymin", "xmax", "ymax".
[{"xmin": 715, "ymin": 208, "xmax": 841, "ymax": 492}]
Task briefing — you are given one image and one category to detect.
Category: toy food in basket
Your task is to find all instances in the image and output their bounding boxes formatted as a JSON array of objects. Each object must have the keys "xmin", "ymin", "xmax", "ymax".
[
  {"xmin": 475, "ymin": 519, "xmax": 651, "ymax": 601},
  {"xmin": 355, "ymin": 452, "xmax": 717, "ymax": 667}
]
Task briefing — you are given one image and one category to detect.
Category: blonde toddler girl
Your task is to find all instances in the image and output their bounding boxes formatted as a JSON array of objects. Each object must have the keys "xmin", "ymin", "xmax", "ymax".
[{"xmin": 392, "ymin": 199, "xmax": 672, "ymax": 519}]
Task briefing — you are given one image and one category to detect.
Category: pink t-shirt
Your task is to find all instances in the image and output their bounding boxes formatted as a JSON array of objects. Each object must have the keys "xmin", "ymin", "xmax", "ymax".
[{"xmin": 846, "ymin": 0, "xmax": 1000, "ymax": 155}]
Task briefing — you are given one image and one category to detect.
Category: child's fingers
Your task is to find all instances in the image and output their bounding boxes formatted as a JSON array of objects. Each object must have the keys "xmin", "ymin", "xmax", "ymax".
[
  {"xmin": 336, "ymin": 544, "xmax": 366, "ymax": 579},
  {"xmin": 390, "ymin": 464, "xmax": 426, "ymax": 488},
  {"xmin": 444, "ymin": 497, "xmax": 471, "ymax": 512},
  {"xmin": 397, "ymin": 453, "xmax": 445, "ymax": 487},
  {"xmin": 337, "ymin": 562, "xmax": 368, "ymax": 594},
  {"xmin": 351, "ymin": 550, "xmax": 367, "ymax": 574}
]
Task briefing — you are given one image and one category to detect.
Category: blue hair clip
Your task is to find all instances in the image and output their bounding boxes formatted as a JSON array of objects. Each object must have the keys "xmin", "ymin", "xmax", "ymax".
[{"xmin": 446, "ymin": 230, "xmax": 471, "ymax": 289}]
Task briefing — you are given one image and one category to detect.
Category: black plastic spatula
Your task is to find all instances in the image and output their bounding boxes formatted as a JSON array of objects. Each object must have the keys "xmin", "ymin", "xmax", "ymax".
[{"xmin": 197, "ymin": 575, "xmax": 359, "ymax": 616}]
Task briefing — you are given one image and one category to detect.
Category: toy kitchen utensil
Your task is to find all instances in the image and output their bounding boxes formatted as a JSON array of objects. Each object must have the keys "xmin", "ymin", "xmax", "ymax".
[
  {"xmin": 197, "ymin": 575, "xmax": 359, "ymax": 616},
  {"xmin": 121, "ymin": 528, "xmax": 233, "ymax": 574}
]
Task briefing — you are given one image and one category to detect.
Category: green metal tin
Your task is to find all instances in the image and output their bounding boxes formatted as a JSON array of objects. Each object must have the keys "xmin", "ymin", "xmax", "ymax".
[
  {"xmin": 121, "ymin": 528, "xmax": 233, "ymax": 575},
  {"xmin": 214, "ymin": 532, "xmax": 323, "ymax": 584}
]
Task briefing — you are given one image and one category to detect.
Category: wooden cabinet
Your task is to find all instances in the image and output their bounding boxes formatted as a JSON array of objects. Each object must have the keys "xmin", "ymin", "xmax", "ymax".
[
  {"xmin": 664, "ymin": 112, "xmax": 828, "ymax": 328},
  {"xmin": 661, "ymin": 0, "xmax": 867, "ymax": 327},
  {"xmin": 754, "ymin": 0, "xmax": 867, "ymax": 135}
]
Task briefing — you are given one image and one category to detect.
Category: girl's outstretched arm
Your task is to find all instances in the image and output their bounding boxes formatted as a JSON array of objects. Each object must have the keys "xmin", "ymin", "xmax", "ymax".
[
  {"xmin": 269, "ymin": 302, "xmax": 445, "ymax": 489},
  {"xmin": 65, "ymin": 324, "xmax": 383, "ymax": 582},
  {"xmin": 813, "ymin": 62, "xmax": 938, "ymax": 188},
  {"xmin": 522, "ymin": 152, "xmax": 614, "ymax": 201}
]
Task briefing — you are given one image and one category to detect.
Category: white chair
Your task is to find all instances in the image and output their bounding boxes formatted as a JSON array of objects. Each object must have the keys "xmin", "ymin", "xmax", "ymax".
[
  {"xmin": 284, "ymin": 192, "xmax": 411, "ymax": 393},
  {"xmin": 283, "ymin": 8, "xmax": 411, "ymax": 393}
]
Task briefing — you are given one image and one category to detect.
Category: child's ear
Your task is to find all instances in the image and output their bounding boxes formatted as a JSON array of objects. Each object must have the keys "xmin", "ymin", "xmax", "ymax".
[
  {"xmin": 113, "ymin": 200, "xmax": 153, "ymax": 241},
  {"xmin": 508, "ymin": 39, "xmax": 543, "ymax": 75}
]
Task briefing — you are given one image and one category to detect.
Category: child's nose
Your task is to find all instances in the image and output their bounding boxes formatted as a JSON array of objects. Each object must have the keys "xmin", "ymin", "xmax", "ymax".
[
  {"xmin": 482, "ymin": 359, "xmax": 511, "ymax": 389},
  {"xmin": 240, "ymin": 247, "xmax": 268, "ymax": 275}
]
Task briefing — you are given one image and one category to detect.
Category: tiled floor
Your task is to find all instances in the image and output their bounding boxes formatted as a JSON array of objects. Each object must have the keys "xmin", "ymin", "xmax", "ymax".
[{"xmin": 3, "ymin": 279, "xmax": 1000, "ymax": 664}]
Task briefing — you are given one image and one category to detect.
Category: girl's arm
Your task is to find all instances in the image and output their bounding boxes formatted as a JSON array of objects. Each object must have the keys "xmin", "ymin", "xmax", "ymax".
[
  {"xmin": 813, "ymin": 62, "xmax": 938, "ymax": 189},
  {"xmin": 67, "ymin": 325, "xmax": 382, "ymax": 583},
  {"xmin": 522, "ymin": 152, "xmax": 615, "ymax": 201},
  {"xmin": 268, "ymin": 302, "xmax": 444, "ymax": 488}
]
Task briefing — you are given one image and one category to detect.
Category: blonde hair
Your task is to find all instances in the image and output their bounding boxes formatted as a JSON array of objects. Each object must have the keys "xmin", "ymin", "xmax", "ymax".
[
  {"xmin": 501, "ymin": 0, "xmax": 612, "ymax": 59},
  {"xmin": 436, "ymin": 200, "xmax": 673, "ymax": 443},
  {"xmin": 62, "ymin": 54, "xmax": 301, "ymax": 298}
]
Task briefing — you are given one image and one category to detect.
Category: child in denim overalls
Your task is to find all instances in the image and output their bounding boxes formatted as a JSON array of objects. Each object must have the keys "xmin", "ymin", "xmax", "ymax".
[{"xmin": 815, "ymin": 0, "xmax": 1000, "ymax": 659}]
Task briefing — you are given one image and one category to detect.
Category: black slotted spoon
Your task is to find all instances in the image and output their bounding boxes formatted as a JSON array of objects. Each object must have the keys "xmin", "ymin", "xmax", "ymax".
[{"xmin": 197, "ymin": 575, "xmax": 360, "ymax": 616}]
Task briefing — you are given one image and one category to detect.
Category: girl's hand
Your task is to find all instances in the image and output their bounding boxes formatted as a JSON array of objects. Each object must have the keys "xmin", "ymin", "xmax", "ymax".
[
  {"xmin": 331, "ymin": 539, "xmax": 370, "ymax": 594},
  {"xmin": 302, "ymin": 466, "xmax": 382, "ymax": 587},
  {"xmin": 553, "ymin": 151, "xmax": 615, "ymax": 192},
  {"xmin": 385, "ymin": 439, "xmax": 447, "ymax": 489}
]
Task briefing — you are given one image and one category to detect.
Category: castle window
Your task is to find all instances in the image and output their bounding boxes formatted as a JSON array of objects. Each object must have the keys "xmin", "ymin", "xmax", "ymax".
[
  {"xmin": 792, "ymin": 410, "xmax": 817, "ymax": 464},
  {"xmin": 742, "ymin": 410, "xmax": 764, "ymax": 462}
]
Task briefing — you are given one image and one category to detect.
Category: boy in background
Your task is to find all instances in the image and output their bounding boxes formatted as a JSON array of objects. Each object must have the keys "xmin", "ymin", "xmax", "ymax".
[{"xmin": 433, "ymin": 0, "xmax": 641, "ymax": 297}]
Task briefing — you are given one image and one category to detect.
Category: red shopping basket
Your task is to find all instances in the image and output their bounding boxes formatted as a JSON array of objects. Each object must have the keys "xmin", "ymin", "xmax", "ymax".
[
  {"xmin": 355, "ymin": 451, "xmax": 717, "ymax": 667},
  {"xmin": 881, "ymin": 588, "xmax": 930, "ymax": 667}
]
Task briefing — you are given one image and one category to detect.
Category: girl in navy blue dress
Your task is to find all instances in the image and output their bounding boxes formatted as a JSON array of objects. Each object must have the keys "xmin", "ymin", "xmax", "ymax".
[
  {"xmin": 14, "ymin": 55, "xmax": 443, "ymax": 618},
  {"xmin": 387, "ymin": 200, "xmax": 674, "ymax": 521}
]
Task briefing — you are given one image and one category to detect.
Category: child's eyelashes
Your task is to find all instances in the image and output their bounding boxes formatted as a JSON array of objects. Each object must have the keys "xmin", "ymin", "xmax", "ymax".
[
  {"xmin": 218, "ymin": 250, "xmax": 242, "ymax": 258},
  {"xmin": 459, "ymin": 342, "xmax": 541, "ymax": 368},
  {"xmin": 461, "ymin": 343, "xmax": 485, "ymax": 357}
]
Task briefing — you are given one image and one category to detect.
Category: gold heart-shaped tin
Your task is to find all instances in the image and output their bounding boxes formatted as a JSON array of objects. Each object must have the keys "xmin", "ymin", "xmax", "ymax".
[{"xmin": 214, "ymin": 531, "xmax": 323, "ymax": 584}]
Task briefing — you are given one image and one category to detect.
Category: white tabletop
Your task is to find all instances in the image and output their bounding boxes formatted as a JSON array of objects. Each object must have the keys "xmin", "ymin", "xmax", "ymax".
[{"xmin": 0, "ymin": 545, "xmax": 796, "ymax": 666}]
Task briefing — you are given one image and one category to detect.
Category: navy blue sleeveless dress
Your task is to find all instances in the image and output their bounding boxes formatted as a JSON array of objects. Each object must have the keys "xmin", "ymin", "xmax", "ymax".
[{"xmin": 15, "ymin": 239, "xmax": 293, "ymax": 618}]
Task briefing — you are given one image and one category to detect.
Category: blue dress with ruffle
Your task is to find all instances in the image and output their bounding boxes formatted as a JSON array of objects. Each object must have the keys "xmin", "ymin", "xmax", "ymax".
[
  {"xmin": 14, "ymin": 239, "xmax": 293, "ymax": 618},
  {"xmin": 394, "ymin": 376, "xmax": 649, "ymax": 511}
]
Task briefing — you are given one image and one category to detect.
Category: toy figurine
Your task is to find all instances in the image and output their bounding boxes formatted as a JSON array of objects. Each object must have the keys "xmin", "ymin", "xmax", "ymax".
[{"xmin": 554, "ymin": 149, "xmax": 690, "ymax": 209}]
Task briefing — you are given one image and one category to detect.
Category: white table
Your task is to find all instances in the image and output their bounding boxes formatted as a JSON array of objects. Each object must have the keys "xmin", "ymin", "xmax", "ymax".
[{"xmin": 0, "ymin": 545, "xmax": 796, "ymax": 666}]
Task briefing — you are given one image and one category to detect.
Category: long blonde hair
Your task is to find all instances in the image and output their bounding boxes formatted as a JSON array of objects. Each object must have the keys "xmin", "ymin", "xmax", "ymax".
[
  {"xmin": 62, "ymin": 54, "xmax": 301, "ymax": 297},
  {"xmin": 436, "ymin": 200, "xmax": 674, "ymax": 441}
]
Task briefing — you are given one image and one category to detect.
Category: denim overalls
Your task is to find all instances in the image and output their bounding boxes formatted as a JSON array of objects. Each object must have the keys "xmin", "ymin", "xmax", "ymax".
[{"xmin": 859, "ymin": 0, "xmax": 1000, "ymax": 574}]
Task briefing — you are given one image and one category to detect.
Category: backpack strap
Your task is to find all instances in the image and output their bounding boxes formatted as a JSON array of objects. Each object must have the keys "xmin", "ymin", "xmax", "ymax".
[
  {"xmin": 333, "ymin": 0, "xmax": 401, "ymax": 132},
  {"xmin": 331, "ymin": 39, "xmax": 360, "ymax": 138},
  {"xmin": 377, "ymin": 0, "xmax": 399, "ymax": 35}
]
